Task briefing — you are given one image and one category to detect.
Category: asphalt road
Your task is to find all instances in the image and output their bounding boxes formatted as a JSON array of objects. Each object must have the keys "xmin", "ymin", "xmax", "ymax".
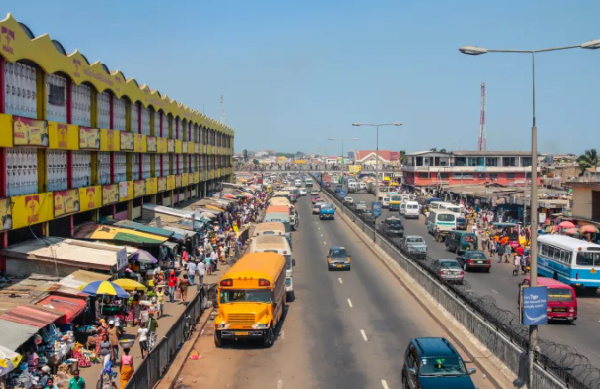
[
  {"xmin": 345, "ymin": 189, "xmax": 600, "ymax": 370},
  {"xmin": 176, "ymin": 193, "xmax": 495, "ymax": 389}
]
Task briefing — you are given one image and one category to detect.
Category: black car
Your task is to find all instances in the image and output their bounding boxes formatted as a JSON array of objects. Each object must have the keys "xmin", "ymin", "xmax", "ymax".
[
  {"xmin": 379, "ymin": 217, "xmax": 404, "ymax": 238},
  {"xmin": 362, "ymin": 209, "xmax": 376, "ymax": 224},
  {"xmin": 456, "ymin": 250, "xmax": 491, "ymax": 272}
]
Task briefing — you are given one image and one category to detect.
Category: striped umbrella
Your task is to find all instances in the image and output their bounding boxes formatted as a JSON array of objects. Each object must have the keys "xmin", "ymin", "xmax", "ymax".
[
  {"xmin": 580, "ymin": 225, "xmax": 599, "ymax": 234},
  {"xmin": 564, "ymin": 228, "xmax": 580, "ymax": 236},
  {"xmin": 79, "ymin": 280, "xmax": 129, "ymax": 298},
  {"xmin": 113, "ymin": 278, "xmax": 147, "ymax": 291},
  {"xmin": 558, "ymin": 221, "xmax": 576, "ymax": 229}
]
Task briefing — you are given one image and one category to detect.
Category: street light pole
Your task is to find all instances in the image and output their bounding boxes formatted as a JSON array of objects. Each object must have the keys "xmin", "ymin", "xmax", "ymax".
[
  {"xmin": 460, "ymin": 38, "xmax": 600, "ymax": 389},
  {"xmin": 351, "ymin": 123, "xmax": 402, "ymax": 200}
]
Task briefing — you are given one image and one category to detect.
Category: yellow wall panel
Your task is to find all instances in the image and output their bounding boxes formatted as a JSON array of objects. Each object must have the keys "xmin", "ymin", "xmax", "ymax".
[
  {"xmin": 12, "ymin": 192, "xmax": 54, "ymax": 229},
  {"xmin": 79, "ymin": 186, "xmax": 102, "ymax": 211}
]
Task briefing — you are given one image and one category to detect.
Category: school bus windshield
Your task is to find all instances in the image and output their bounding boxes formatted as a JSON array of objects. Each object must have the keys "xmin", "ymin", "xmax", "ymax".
[{"xmin": 219, "ymin": 289, "xmax": 272, "ymax": 304}]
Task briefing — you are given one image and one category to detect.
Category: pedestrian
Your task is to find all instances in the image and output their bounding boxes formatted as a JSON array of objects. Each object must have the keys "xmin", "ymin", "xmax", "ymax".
[
  {"xmin": 155, "ymin": 285, "xmax": 164, "ymax": 318},
  {"xmin": 98, "ymin": 333, "xmax": 113, "ymax": 370},
  {"xmin": 147, "ymin": 311, "xmax": 159, "ymax": 352},
  {"xmin": 197, "ymin": 260, "xmax": 206, "ymax": 286},
  {"xmin": 503, "ymin": 242, "xmax": 511, "ymax": 263},
  {"xmin": 496, "ymin": 241, "xmax": 504, "ymax": 263},
  {"xmin": 186, "ymin": 260, "xmax": 197, "ymax": 285},
  {"xmin": 137, "ymin": 324, "xmax": 148, "ymax": 358},
  {"xmin": 44, "ymin": 377, "xmax": 59, "ymax": 389},
  {"xmin": 179, "ymin": 274, "xmax": 191, "ymax": 305},
  {"xmin": 210, "ymin": 249, "xmax": 219, "ymax": 272},
  {"xmin": 513, "ymin": 251, "xmax": 521, "ymax": 276},
  {"xmin": 107, "ymin": 320, "xmax": 121, "ymax": 364},
  {"xmin": 119, "ymin": 348, "xmax": 134, "ymax": 387},
  {"xmin": 67, "ymin": 369, "xmax": 85, "ymax": 389},
  {"xmin": 168, "ymin": 270, "xmax": 178, "ymax": 303},
  {"xmin": 131, "ymin": 293, "xmax": 140, "ymax": 326}
]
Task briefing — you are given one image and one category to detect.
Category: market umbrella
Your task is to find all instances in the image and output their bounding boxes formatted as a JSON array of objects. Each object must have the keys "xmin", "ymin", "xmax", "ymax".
[
  {"xmin": 580, "ymin": 225, "xmax": 599, "ymax": 234},
  {"xmin": 558, "ymin": 221, "xmax": 576, "ymax": 229},
  {"xmin": 131, "ymin": 248, "xmax": 158, "ymax": 264},
  {"xmin": 0, "ymin": 345, "xmax": 22, "ymax": 376},
  {"xmin": 113, "ymin": 278, "xmax": 146, "ymax": 291},
  {"xmin": 564, "ymin": 228, "xmax": 580, "ymax": 236},
  {"xmin": 223, "ymin": 194, "xmax": 236, "ymax": 199},
  {"xmin": 79, "ymin": 280, "xmax": 129, "ymax": 298}
]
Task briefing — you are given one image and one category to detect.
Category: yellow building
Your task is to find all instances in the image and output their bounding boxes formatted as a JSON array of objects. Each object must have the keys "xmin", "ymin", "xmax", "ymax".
[{"xmin": 0, "ymin": 14, "xmax": 234, "ymax": 268}]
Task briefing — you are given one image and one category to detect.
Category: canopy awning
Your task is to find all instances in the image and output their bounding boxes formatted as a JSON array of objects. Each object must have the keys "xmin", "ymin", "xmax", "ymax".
[
  {"xmin": 0, "ymin": 319, "xmax": 39, "ymax": 351},
  {"xmin": 114, "ymin": 220, "xmax": 175, "ymax": 238},
  {"xmin": 162, "ymin": 241, "xmax": 179, "ymax": 251},
  {"xmin": 74, "ymin": 223, "xmax": 168, "ymax": 246},
  {"xmin": 163, "ymin": 226, "xmax": 198, "ymax": 239},
  {"xmin": 36, "ymin": 296, "xmax": 86, "ymax": 324},
  {"xmin": 59, "ymin": 270, "xmax": 111, "ymax": 290},
  {"xmin": 0, "ymin": 305, "xmax": 64, "ymax": 327}
]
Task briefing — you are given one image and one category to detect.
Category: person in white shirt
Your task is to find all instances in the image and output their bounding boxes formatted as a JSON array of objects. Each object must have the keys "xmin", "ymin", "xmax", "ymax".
[
  {"xmin": 210, "ymin": 250, "xmax": 219, "ymax": 272},
  {"xmin": 137, "ymin": 326, "xmax": 149, "ymax": 358},
  {"xmin": 186, "ymin": 260, "xmax": 197, "ymax": 285},
  {"xmin": 196, "ymin": 261, "xmax": 206, "ymax": 286}
]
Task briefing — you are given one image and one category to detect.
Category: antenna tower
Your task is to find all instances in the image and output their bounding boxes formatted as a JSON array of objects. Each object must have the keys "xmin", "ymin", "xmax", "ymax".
[
  {"xmin": 478, "ymin": 82, "xmax": 487, "ymax": 151},
  {"xmin": 220, "ymin": 94, "xmax": 226, "ymax": 124}
]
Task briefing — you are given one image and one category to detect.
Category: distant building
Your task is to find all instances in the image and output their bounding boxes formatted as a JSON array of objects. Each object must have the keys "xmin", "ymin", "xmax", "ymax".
[
  {"xmin": 255, "ymin": 150, "xmax": 270, "ymax": 158},
  {"xmin": 569, "ymin": 181, "xmax": 600, "ymax": 224},
  {"xmin": 355, "ymin": 150, "xmax": 400, "ymax": 166},
  {"xmin": 402, "ymin": 150, "xmax": 540, "ymax": 189}
]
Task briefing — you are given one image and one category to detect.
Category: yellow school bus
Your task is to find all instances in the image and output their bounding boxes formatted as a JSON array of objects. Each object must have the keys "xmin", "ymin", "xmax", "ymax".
[{"xmin": 214, "ymin": 252, "xmax": 286, "ymax": 348}]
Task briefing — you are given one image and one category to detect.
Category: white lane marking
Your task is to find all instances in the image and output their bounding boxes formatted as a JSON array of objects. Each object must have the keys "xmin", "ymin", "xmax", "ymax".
[
  {"xmin": 381, "ymin": 380, "xmax": 389, "ymax": 389},
  {"xmin": 321, "ymin": 233, "xmax": 323, "ymax": 237},
  {"xmin": 338, "ymin": 278, "xmax": 343, "ymax": 284},
  {"xmin": 281, "ymin": 330, "xmax": 285, "ymax": 340},
  {"xmin": 491, "ymin": 289, "xmax": 499, "ymax": 295},
  {"xmin": 347, "ymin": 299, "xmax": 353, "ymax": 308},
  {"xmin": 324, "ymin": 241, "xmax": 327, "ymax": 245},
  {"xmin": 360, "ymin": 329, "xmax": 368, "ymax": 341},
  {"xmin": 318, "ymin": 227, "xmax": 320, "ymax": 230},
  {"xmin": 277, "ymin": 379, "xmax": 283, "ymax": 389}
]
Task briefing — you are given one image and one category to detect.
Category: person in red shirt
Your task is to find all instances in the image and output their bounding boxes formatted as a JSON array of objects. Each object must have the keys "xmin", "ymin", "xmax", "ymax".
[{"xmin": 168, "ymin": 270, "xmax": 178, "ymax": 303}]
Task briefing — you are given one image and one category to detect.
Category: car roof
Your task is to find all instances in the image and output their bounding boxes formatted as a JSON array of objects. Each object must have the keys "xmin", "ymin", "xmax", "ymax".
[
  {"xmin": 523, "ymin": 276, "xmax": 572, "ymax": 288},
  {"xmin": 437, "ymin": 258, "xmax": 460, "ymax": 263},
  {"xmin": 406, "ymin": 235, "xmax": 423, "ymax": 239},
  {"xmin": 412, "ymin": 337, "xmax": 459, "ymax": 358},
  {"xmin": 464, "ymin": 250, "xmax": 485, "ymax": 255},
  {"xmin": 330, "ymin": 246, "xmax": 345, "ymax": 251}
]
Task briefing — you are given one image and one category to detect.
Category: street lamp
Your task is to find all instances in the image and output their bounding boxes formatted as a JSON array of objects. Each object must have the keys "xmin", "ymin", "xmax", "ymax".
[
  {"xmin": 328, "ymin": 137, "xmax": 358, "ymax": 168},
  {"xmin": 460, "ymin": 38, "xmax": 600, "ymax": 389},
  {"xmin": 352, "ymin": 123, "xmax": 402, "ymax": 200}
]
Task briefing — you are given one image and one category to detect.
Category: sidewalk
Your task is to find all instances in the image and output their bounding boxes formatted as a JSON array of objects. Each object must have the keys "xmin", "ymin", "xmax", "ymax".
[{"xmin": 79, "ymin": 264, "xmax": 232, "ymax": 388}]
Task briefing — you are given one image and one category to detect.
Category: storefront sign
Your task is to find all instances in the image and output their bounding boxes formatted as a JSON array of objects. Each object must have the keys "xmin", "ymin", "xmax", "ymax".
[
  {"xmin": 175, "ymin": 174, "xmax": 182, "ymax": 188},
  {"xmin": 157, "ymin": 137, "xmax": 167, "ymax": 153},
  {"xmin": 0, "ymin": 197, "xmax": 13, "ymax": 231},
  {"xmin": 133, "ymin": 180, "xmax": 145, "ymax": 198},
  {"xmin": 12, "ymin": 193, "xmax": 54, "ymax": 229},
  {"xmin": 193, "ymin": 171, "xmax": 200, "ymax": 184},
  {"xmin": 13, "ymin": 117, "xmax": 49, "ymax": 146},
  {"xmin": 521, "ymin": 286, "xmax": 548, "ymax": 325},
  {"xmin": 147, "ymin": 136, "xmax": 157, "ymax": 152},
  {"xmin": 54, "ymin": 189, "xmax": 80, "ymax": 217},
  {"xmin": 182, "ymin": 173, "xmax": 189, "ymax": 187},
  {"xmin": 102, "ymin": 184, "xmax": 119, "ymax": 205},
  {"xmin": 145, "ymin": 177, "xmax": 158, "ymax": 195},
  {"xmin": 157, "ymin": 177, "xmax": 167, "ymax": 192},
  {"xmin": 167, "ymin": 139, "xmax": 175, "ymax": 153},
  {"xmin": 79, "ymin": 127, "xmax": 100, "ymax": 149},
  {"xmin": 79, "ymin": 186, "xmax": 102, "ymax": 211},
  {"xmin": 167, "ymin": 175, "xmax": 175, "ymax": 191},
  {"xmin": 119, "ymin": 181, "xmax": 132, "ymax": 201},
  {"xmin": 100, "ymin": 129, "xmax": 120, "ymax": 151},
  {"xmin": 49, "ymin": 122, "xmax": 78, "ymax": 150},
  {"xmin": 175, "ymin": 140, "xmax": 183, "ymax": 154},
  {"xmin": 120, "ymin": 131, "xmax": 134, "ymax": 151},
  {"xmin": 133, "ymin": 134, "xmax": 145, "ymax": 152}
]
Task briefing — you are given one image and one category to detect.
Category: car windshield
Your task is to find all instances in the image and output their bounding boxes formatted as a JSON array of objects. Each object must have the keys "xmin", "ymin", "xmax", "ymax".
[
  {"xmin": 465, "ymin": 251, "xmax": 486, "ymax": 259},
  {"xmin": 419, "ymin": 357, "xmax": 467, "ymax": 376},
  {"xmin": 548, "ymin": 288, "xmax": 574, "ymax": 302},
  {"xmin": 357, "ymin": 201, "xmax": 366, "ymax": 206},
  {"xmin": 219, "ymin": 289, "xmax": 272, "ymax": 304},
  {"xmin": 330, "ymin": 248, "xmax": 348, "ymax": 258},
  {"xmin": 407, "ymin": 237, "xmax": 425, "ymax": 244},
  {"xmin": 321, "ymin": 204, "xmax": 333, "ymax": 210},
  {"xmin": 440, "ymin": 261, "xmax": 461, "ymax": 269},
  {"xmin": 387, "ymin": 220, "xmax": 402, "ymax": 228},
  {"xmin": 437, "ymin": 214, "xmax": 456, "ymax": 222},
  {"xmin": 391, "ymin": 195, "xmax": 402, "ymax": 201}
]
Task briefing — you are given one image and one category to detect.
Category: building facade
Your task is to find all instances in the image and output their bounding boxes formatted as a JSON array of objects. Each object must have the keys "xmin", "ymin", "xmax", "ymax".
[
  {"xmin": 402, "ymin": 150, "xmax": 540, "ymax": 188},
  {"xmin": 0, "ymin": 14, "xmax": 234, "ymax": 270},
  {"xmin": 354, "ymin": 150, "xmax": 400, "ymax": 167},
  {"xmin": 570, "ymin": 182, "xmax": 600, "ymax": 223}
]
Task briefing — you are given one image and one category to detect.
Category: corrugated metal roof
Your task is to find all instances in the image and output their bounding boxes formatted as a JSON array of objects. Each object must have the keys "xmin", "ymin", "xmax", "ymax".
[
  {"xmin": 59, "ymin": 269, "xmax": 111, "ymax": 289},
  {"xmin": 73, "ymin": 224, "xmax": 168, "ymax": 246},
  {"xmin": 0, "ymin": 319, "xmax": 39, "ymax": 351},
  {"xmin": 114, "ymin": 220, "xmax": 175, "ymax": 238},
  {"xmin": 0, "ymin": 304, "xmax": 64, "ymax": 327}
]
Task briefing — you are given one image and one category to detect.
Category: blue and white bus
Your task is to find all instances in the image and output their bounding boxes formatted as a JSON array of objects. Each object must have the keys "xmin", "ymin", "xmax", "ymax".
[{"xmin": 537, "ymin": 235, "xmax": 600, "ymax": 291}]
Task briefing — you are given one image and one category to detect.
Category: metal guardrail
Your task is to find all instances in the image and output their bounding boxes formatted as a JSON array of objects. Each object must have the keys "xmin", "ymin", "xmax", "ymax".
[{"xmin": 315, "ymin": 175, "xmax": 597, "ymax": 389}]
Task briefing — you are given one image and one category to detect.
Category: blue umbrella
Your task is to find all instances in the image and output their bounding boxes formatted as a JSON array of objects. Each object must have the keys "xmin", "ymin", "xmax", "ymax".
[{"xmin": 79, "ymin": 280, "xmax": 129, "ymax": 298}]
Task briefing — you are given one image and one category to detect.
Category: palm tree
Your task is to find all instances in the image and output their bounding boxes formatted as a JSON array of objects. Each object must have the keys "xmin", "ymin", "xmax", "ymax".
[{"xmin": 577, "ymin": 149, "xmax": 599, "ymax": 176}]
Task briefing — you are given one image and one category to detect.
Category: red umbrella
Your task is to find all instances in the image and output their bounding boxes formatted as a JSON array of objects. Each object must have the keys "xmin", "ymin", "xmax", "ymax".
[
  {"xmin": 579, "ymin": 225, "xmax": 599, "ymax": 234},
  {"xmin": 564, "ymin": 228, "xmax": 579, "ymax": 236},
  {"xmin": 558, "ymin": 221, "xmax": 575, "ymax": 229}
]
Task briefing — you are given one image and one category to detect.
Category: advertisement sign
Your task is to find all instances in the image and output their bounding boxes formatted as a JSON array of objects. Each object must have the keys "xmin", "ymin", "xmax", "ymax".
[
  {"xmin": 102, "ymin": 184, "xmax": 119, "ymax": 205},
  {"xmin": 157, "ymin": 177, "xmax": 167, "ymax": 192},
  {"xmin": 0, "ymin": 197, "xmax": 13, "ymax": 231},
  {"xmin": 54, "ymin": 189, "xmax": 80, "ymax": 217},
  {"xmin": 116, "ymin": 248, "xmax": 128, "ymax": 271},
  {"xmin": 147, "ymin": 136, "xmax": 157, "ymax": 152},
  {"xmin": 339, "ymin": 190, "xmax": 346, "ymax": 198},
  {"xmin": 167, "ymin": 175, "xmax": 176, "ymax": 191},
  {"xmin": 120, "ymin": 131, "xmax": 134, "ymax": 151},
  {"xmin": 175, "ymin": 174, "xmax": 182, "ymax": 188},
  {"xmin": 193, "ymin": 171, "xmax": 200, "ymax": 184},
  {"xmin": 182, "ymin": 142, "xmax": 188, "ymax": 154},
  {"xmin": 390, "ymin": 151, "xmax": 400, "ymax": 161},
  {"xmin": 182, "ymin": 173, "xmax": 189, "ymax": 187},
  {"xmin": 12, "ymin": 193, "xmax": 54, "ymax": 229},
  {"xmin": 79, "ymin": 127, "xmax": 100, "ymax": 149},
  {"xmin": 49, "ymin": 122, "xmax": 78, "ymax": 150},
  {"xmin": 348, "ymin": 165, "xmax": 362, "ymax": 173},
  {"xmin": 195, "ymin": 143, "xmax": 200, "ymax": 154},
  {"xmin": 157, "ymin": 137, "xmax": 167, "ymax": 153},
  {"xmin": 100, "ymin": 129, "xmax": 120, "ymax": 151},
  {"xmin": 175, "ymin": 140, "xmax": 182, "ymax": 154},
  {"xmin": 119, "ymin": 181, "xmax": 132, "ymax": 201},
  {"xmin": 167, "ymin": 139, "xmax": 175, "ymax": 153},
  {"xmin": 372, "ymin": 202, "xmax": 382, "ymax": 217},
  {"xmin": 521, "ymin": 286, "xmax": 548, "ymax": 325},
  {"xmin": 13, "ymin": 116, "xmax": 48, "ymax": 146},
  {"xmin": 133, "ymin": 180, "xmax": 145, "ymax": 198},
  {"xmin": 79, "ymin": 186, "xmax": 102, "ymax": 211},
  {"xmin": 133, "ymin": 134, "xmax": 145, "ymax": 152},
  {"xmin": 145, "ymin": 177, "xmax": 158, "ymax": 195}
]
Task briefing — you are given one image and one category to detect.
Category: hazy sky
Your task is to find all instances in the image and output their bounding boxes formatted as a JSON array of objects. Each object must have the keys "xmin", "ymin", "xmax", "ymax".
[{"xmin": 5, "ymin": 0, "xmax": 599, "ymax": 155}]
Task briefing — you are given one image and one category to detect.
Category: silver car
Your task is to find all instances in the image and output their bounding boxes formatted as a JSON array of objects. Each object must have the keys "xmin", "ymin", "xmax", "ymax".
[{"xmin": 432, "ymin": 259, "xmax": 464, "ymax": 284}]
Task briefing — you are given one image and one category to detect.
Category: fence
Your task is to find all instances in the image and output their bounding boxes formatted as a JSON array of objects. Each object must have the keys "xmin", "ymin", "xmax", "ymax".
[
  {"xmin": 316, "ymin": 175, "xmax": 600, "ymax": 389},
  {"xmin": 125, "ymin": 283, "xmax": 217, "ymax": 389}
]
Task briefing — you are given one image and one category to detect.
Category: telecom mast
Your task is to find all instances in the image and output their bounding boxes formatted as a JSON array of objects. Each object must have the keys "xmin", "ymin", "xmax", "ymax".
[
  {"xmin": 478, "ymin": 82, "xmax": 487, "ymax": 151},
  {"xmin": 220, "ymin": 94, "xmax": 226, "ymax": 124}
]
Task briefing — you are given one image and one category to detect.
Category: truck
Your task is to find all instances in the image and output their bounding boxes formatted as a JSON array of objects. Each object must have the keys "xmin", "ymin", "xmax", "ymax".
[
  {"xmin": 305, "ymin": 178, "xmax": 313, "ymax": 187},
  {"xmin": 319, "ymin": 203, "xmax": 335, "ymax": 220}
]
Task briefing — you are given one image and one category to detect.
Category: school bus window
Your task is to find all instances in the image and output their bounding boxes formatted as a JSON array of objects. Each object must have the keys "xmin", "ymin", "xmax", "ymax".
[{"xmin": 219, "ymin": 289, "xmax": 272, "ymax": 304}]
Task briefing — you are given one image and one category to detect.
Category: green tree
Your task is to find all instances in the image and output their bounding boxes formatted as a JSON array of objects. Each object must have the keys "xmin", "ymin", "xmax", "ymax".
[
  {"xmin": 439, "ymin": 148, "xmax": 447, "ymax": 153},
  {"xmin": 577, "ymin": 149, "xmax": 599, "ymax": 176},
  {"xmin": 430, "ymin": 147, "xmax": 437, "ymax": 152}
]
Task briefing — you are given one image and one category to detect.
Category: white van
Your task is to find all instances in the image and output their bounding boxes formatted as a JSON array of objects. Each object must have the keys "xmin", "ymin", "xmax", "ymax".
[
  {"xmin": 347, "ymin": 181, "xmax": 358, "ymax": 193},
  {"xmin": 295, "ymin": 179, "xmax": 302, "ymax": 187},
  {"xmin": 382, "ymin": 196, "xmax": 390, "ymax": 208},
  {"xmin": 439, "ymin": 202, "xmax": 461, "ymax": 215},
  {"xmin": 248, "ymin": 235, "xmax": 296, "ymax": 300},
  {"xmin": 399, "ymin": 201, "xmax": 407, "ymax": 215},
  {"xmin": 426, "ymin": 210, "xmax": 457, "ymax": 241},
  {"xmin": 404, "ymin": 201, "xmax": 420, "ymax": 219}
]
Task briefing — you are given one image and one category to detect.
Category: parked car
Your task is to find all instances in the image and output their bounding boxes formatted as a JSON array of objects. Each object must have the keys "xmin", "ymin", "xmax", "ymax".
[
  {"xmin": 379, "ymin": 217, "xmax": 404, "ymax": 238},
  {"xmin": 382, "ymin": 196, "xmax": 390, "ymax": 208},
  {"xmin": 299, "ymin": 188, "xmax": 307, "ymax": 196},
  {"xmin": 432, "ymin": 259, "xmax": 464, "ymax": 284},
  {"xmin": 456, "ymin": 250, "xmax": 491, "ymax": 272},
  {"xmin": 344, "ymin": 196, "xmax": 354, "ymax": 205},
  {"xmin": 327, "ymin": 246, "xmax": 351, "ymax": 271},
  {"xmin": 355, "ymin": 201, "xmax": 368, "ymax": 213},
  {"xmin": 402, "ymin": 337, "xmax": 476, "ymax": 389},
  {"xmin": 312, "ymin": 201, "xmax": 326, "ymax": 214},
  {"xmin": 400, "ymin": 235, "xmax": 427, "ymax": 259}
]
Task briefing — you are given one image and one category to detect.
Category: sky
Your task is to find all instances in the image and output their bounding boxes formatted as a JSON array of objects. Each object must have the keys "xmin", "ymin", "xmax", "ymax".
[{"xmin": 4, "ymin": 0, "xmax": 600, "ymax": 155}]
